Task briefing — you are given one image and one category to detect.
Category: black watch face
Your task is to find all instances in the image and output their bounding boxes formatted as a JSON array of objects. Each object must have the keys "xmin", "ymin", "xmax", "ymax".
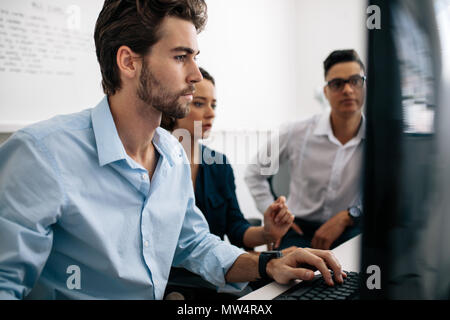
[{"xmin": 263, "ymin": 251, "xmax": 282, "ymax": 258}]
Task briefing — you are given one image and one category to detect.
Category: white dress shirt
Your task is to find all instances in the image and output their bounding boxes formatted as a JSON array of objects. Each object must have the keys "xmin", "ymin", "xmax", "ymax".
[{"xmin": 245, "ymin": 110, "xmax": 365, "ymax": 224}]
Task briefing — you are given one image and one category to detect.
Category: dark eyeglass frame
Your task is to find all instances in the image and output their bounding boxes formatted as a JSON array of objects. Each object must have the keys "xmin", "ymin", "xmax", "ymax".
[{"xmin": 326, "ymin": 75, "xmax": 366, "ymax": 91}]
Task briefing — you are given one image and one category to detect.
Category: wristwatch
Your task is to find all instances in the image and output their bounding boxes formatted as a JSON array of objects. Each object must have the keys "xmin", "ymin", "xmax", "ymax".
[
  {"xmin": 258, "ymin": 251, "xmax": 283, "ymax": 280},
  {"xmin": 348, "ymin": 205, "xmax": 362, "ymax": 225}
]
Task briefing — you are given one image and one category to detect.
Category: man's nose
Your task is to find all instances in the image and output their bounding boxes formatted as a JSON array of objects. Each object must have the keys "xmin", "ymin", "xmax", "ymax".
[
  {"xmin": 187, "ymin": 63, "xmax": 203, "ymax": 84},
  {"xmin": 342, "ymin": 81, "xmax": 354, "ymax": 94}
]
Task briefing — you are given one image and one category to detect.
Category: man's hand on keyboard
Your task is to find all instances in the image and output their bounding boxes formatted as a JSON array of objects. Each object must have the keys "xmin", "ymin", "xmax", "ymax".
[{"xmin": 266, "ymin": 248, "xmax": 347, "ymax": 286}]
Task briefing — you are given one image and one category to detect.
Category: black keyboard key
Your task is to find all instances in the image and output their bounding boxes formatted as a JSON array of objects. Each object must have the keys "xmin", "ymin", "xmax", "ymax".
[{"xmin": 274, "ymin": 270, "xmax": 360, "ymax": 301}]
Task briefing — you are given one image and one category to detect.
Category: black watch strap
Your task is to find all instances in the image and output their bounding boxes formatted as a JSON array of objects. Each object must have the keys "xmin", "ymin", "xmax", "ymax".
[
  {"xmin": 348, "ymin": 205, "xmax": 362, "ymax": 224},
  {"xmin": 258, "ymin": 251, "xmax": 282, "ymax": 280}
]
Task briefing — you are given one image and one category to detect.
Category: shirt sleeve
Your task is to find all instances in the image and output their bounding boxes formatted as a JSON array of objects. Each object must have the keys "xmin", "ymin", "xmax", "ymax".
[
  {"xmin": 0, "ymin": 131, "xmax": 63, "ymax": 299},
  {"xmin": 244, "ymin": 123, "xmax": 293, "ymax": 214},
  {"xmin": 172, "ymin": 195, "xmax": 248, "ymax": 293}
]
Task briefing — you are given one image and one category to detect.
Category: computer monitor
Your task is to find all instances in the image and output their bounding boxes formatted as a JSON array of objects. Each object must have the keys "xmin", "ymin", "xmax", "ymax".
[{"xmin": 361, "ymin": 0, "xmax": 450, "ymax": 299}]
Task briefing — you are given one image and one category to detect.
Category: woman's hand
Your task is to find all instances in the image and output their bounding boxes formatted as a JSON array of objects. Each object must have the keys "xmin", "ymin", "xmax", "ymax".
[{"xmin": 263, "ymin": 196, "xmax": 295, "ymax": 245}]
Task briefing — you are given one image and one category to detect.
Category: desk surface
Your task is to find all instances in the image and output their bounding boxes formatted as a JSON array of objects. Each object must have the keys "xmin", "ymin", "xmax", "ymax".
[{"xmin": 239, "ymin": 235, "xmax": 361, "ymax": 300}]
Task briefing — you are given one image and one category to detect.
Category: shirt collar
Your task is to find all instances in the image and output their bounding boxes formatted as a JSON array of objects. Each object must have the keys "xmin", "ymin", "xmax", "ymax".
[
  {"xmin": 91, "ymin": 96, "xmax": 128, "ymax": 166},
  {"xmin": 313, "ymin": 109, "xmax": 366, "ymax": 143},
  {"xmin": 91, "ymin": 96, "xmax": 178, "ymax": 167},
  {"xmin": 313, "ymin": 108, "xmax": 333, "ymax": 137},
  {"xmin": 152, "ymin": 127, "xmax": 178, "ymax": 167}
]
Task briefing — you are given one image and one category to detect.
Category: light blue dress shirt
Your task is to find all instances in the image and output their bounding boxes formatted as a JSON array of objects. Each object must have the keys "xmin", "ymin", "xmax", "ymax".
[{"xmin": 0, "ymin": 97, "xmax": 247, "ymax": 300}]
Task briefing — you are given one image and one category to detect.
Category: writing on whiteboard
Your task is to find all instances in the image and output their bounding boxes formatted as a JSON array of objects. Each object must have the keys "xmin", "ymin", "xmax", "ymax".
[{"xmin": 0, "ymin": 2, "xmax": 90, "ymax": 76}]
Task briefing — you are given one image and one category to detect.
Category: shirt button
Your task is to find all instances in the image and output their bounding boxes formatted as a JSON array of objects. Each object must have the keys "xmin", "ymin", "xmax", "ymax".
[
  {"xmin": 141, "ymin": 173, "xmax": 147, "ymax": 180},
  {"xmin": 144, "ymin": 241, "xmax": 149, "ymax": 248}
]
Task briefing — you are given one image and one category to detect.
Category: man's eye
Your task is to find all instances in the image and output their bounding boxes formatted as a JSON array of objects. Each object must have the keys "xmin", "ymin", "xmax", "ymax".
[
  {"xmin": 349, "ymin": 76, "xmax": 363, "ymax": 85},
  {"xmin": 331, "ymin": 80, "xmax": 344, "ymax": 88},
  {"xmin": 175, "ymin": 55, "xmax": 187, "ymax": 62},
  {"xmin": 211, "ymin": 105, "xmax": 217, "ymax": 110},
  {"xmin": 193, "ymin": 102, "xmax": 203, "ymax": 107}
]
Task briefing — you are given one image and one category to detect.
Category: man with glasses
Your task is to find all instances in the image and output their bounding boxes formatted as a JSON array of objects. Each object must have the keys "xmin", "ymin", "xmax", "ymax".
[{"xmin": 245, "ymin": 49, "xmax": 365, "ymax": 250}]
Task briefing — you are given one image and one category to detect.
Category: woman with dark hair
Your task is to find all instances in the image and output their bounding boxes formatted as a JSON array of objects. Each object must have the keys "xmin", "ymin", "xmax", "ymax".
[{"xmin": 161, "ymin": 67, "xmax": 295, "ymax": 252}]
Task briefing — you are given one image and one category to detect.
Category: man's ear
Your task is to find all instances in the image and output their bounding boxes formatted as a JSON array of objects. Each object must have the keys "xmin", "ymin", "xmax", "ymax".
[{"xmin": 116, "ymin": 45, "xmax": 141, "ymax": 80}]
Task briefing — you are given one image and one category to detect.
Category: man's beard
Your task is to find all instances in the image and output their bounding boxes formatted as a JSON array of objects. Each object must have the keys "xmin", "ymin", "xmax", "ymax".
[{"xmin": 137, "ymin": 60, "xmax": 194, "ymax": 119}]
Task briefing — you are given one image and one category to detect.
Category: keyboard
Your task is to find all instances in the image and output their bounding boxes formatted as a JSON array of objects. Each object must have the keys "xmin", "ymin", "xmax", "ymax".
[{"xmin": 274, "ymin": 271, "xmax": 360, "ymax": 300}]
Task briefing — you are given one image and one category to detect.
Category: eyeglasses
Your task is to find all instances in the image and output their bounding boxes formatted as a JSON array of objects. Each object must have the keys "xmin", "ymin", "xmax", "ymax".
[{"xmin": 326, "ymin": 75, "xmax": 366, "ymax": 92}]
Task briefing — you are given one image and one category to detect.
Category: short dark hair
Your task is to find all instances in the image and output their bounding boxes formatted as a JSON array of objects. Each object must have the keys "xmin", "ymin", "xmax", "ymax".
[
  {"xmin": 94, "ymin": 0, "xmax": 208, "ymax": 96},
  {"xmin": 160, "ymin": 67, "xmax": 214, "ymax": 131},
  {"xmin": 323, "ymin": 49, "xmax": 365, "ymax": 78}
]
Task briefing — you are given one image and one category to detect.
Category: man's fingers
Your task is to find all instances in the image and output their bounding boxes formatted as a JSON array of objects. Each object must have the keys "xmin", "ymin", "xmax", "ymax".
[
  {"xmin": 305, "ymin": 248, "xmax": 344, "ymax": 284},
  {"xmin": 273, "ymin": 248, "xmax": 345, "ymax": 286},
  {"xmin": 292, "ymin": 249, "xmax": 334, "ymax": 286},
  {"xmin": 281, "ymin": 246, "xmax": 298, "ymax": 256},
  {"xmin": 288, "ymin": 267, "xmax": 315, "ymax": 282}
]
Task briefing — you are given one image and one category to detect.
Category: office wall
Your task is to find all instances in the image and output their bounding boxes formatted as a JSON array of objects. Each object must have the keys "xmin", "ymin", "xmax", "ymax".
[{"xmin": 198, "ymin": 0, "xmax": 367, "ymax": 132}]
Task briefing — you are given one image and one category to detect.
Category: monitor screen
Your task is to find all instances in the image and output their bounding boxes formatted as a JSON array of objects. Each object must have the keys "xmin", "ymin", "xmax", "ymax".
[
  {"xmin": 392, "ymin": 1, "xmax": 437, "ymax": 135},
  {"xmin": 361, "ymin": 0, "xmax": 450, "ymax": 299}
]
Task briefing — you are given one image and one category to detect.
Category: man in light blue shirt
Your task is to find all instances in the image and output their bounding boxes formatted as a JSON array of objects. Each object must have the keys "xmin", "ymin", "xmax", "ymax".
[
  {"xmin": 0, "ymin": 96, "xmax": 246, "ymax": 300},
  {"xmin": 0, "ymin": 0, "xmax": 345, "ymax": 300}
]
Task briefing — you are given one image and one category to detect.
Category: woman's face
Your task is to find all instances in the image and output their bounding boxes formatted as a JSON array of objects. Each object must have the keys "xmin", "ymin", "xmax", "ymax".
[{"xmin": 174, "ymin": 78, "xmax": 216, "ymax": 140}]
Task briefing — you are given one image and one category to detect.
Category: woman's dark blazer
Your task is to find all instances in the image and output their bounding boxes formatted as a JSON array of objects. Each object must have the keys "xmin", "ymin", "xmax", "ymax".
[{"xmin": 194, "ymin": 145, "xmax": 252, "ymax": 248}]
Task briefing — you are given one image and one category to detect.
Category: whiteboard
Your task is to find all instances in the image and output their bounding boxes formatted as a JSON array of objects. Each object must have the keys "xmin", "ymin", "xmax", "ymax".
[{"xmin": 0, "ymin": 0, "xmax": 104, "ymax": 132}]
